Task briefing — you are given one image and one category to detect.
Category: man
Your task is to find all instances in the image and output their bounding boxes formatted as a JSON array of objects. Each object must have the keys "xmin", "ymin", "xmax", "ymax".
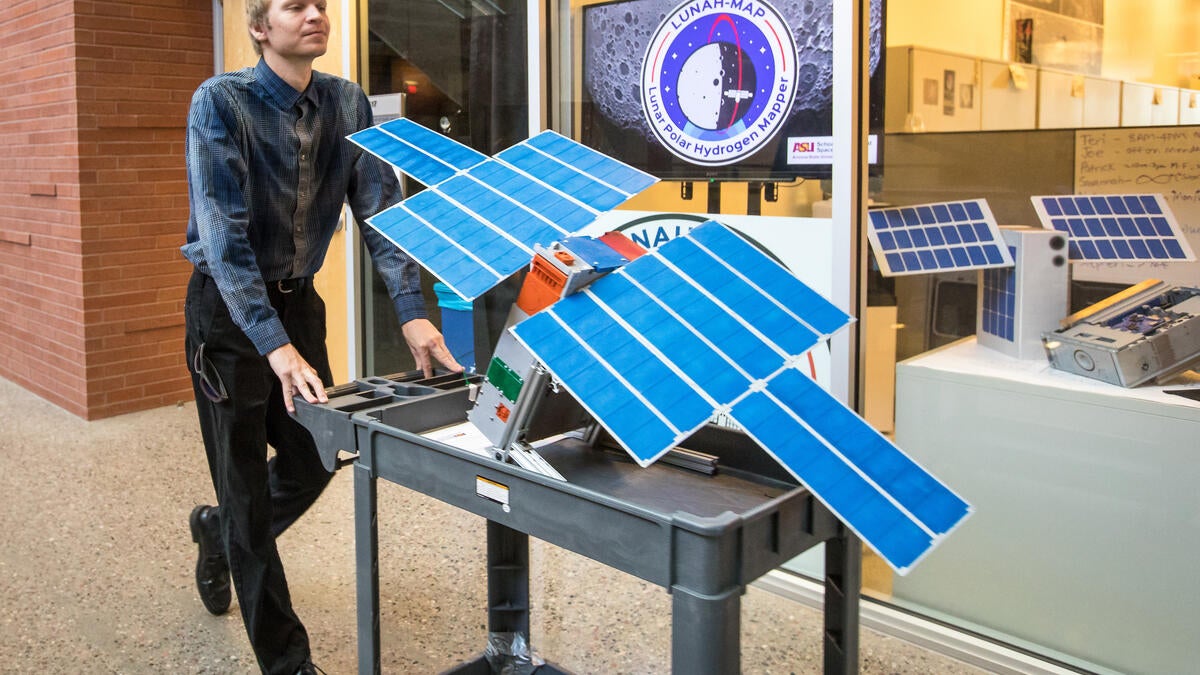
[{"xmin": 182, "ymin": 1, "xmax": 461, "ymax": 673}]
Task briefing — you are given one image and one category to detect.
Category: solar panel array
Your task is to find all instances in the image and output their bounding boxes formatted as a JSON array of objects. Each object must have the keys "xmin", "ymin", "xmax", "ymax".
[
  {"xmin": 867, "ymin": 200, "xmax": 1014, "ymax": 277},
  {"xmin": 1030, "ymin": 194, "xmax": 1196, "ymax": 262},
  {"xmin": 350, "ymin": 118, "xmax": 658, "ymax": 300},
  {"xmin": 354, "ymin": 119, "xmax": 972, "ymax": 574},
  {"xmin": 980, "ymin": 246, "xmax": 1018, "ymax": 342},
  {"xmin": 512, "ymin": 221, "xmax": 971, "ymax": 573}
]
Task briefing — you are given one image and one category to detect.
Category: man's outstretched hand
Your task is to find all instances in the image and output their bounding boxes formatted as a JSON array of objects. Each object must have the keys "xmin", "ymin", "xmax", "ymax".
[
  {"xmin": 402, "ymin": 318, "xmax": 464, "ymax": 378},
  {"xmin": 267, "ymin": 343, "xmax": 328, "ymax": 413}
]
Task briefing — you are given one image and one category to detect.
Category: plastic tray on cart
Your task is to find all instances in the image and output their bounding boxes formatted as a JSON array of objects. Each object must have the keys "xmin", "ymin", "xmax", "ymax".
[{"xmin": 297, "ymin": 370, "xmax": 484, "ymax": 472}]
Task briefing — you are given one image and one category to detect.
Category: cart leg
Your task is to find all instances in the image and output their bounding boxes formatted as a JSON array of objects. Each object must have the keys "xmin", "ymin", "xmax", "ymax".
[
  {"xmin": 356, "ymin": 462, "xmax": 381, "ymax": 675},
  {"xmin": 823, "ymin": 531, "xmax": 861, "ymax": 675},
  {"xmin": 671, "ymin": 585, "xmax": 741, "ymax": 675},
  {"xmin": 486, "ymin": 520, "xmax": 531, "ymax": 637}
]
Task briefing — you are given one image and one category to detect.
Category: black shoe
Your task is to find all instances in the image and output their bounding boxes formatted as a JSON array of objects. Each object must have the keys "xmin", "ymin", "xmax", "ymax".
[
  {"xmin": 189, "ymin": 504, "xmax": 231, "ymax": 615},
  {"xmin": 295, "ymin": 660, "xmax": 326, "ymax": 675}
]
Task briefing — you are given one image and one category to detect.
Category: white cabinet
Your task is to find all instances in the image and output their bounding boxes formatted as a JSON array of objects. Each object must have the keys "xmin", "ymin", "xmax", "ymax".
[
  {"xmin": 979, "ymin": 60, "xmax": 1037, "ymax": 130},
  {"xmin": 1122, "ymin": 82, "xmax": 1180, "ymax": 126},
  {"xmin": 888, "ymin": 47, "xmax": 1190, "ymax": 133},
  {"xmin": 1153, "ymin": 87, "xmax": 1181, "ymax": 125},
  {"xmin": 1081, "ymin": 76, "xmax": 1121, "ymax": 127},
  {"xmin": 1180, "ymin": 89, "xmax": 1200, "ymax": 125},
  {"xmin": 1037, "ymin": 70, "xmax": 1121, "ymax": 129},
  {"xmin": 1121, "ymin": 82, "xmax": 1153, "ymax": 126},
  {"xmin": 886, "ymin": 46, "xmax": 981, "ymax": 133},
  {"xmin": 1036, "ymin": 68, "xmax": 1084, "ymax": 128}
]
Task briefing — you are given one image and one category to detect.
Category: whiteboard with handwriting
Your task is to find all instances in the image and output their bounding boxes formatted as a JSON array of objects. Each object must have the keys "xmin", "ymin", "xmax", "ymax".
[{"xmin": 1074, "ymin": 126, "xmax": 1200, "ymax": 286}]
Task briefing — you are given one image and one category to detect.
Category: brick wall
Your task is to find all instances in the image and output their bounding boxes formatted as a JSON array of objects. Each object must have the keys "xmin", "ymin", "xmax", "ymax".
[
  {"xmin": 0, "ymin": 1, "xmax": 87, "ymax": 415},
  {"xmin": 0, "ymin": 0, "xmax": 212, "ymax": 419}
]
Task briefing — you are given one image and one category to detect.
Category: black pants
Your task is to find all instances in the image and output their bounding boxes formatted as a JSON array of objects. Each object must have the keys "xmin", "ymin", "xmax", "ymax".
[{"xmin": 184, "ymin": 270, "xmax": 334, "ymax": 675}]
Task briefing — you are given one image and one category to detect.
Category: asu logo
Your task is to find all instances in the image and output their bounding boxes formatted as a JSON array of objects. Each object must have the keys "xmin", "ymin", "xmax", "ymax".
[
  {"xmin": 640, "ymin": 0, "xmax": 798, "ymax": 166},
  {"xmin": 793, "ymin": 141, "xmax": 816, "ymax": 153}
]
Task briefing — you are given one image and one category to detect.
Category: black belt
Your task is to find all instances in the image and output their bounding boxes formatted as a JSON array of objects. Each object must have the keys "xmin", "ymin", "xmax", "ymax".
[{"xmin": 273, "ymin": 277, "xmax": 312, "ymax": 294}]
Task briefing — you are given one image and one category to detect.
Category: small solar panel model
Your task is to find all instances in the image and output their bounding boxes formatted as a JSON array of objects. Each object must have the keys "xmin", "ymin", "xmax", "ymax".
[
  {"xmin": 866, "ymin": 199, "xmax": 1014, "ymax": 277},
  {"xmin": 976, "ymin": 227, "xmax": 1070, "ymax": 360},
  {"xmin": 867, "ymin": 200, "xmax": 1059, "ymax": 360},
  {"xmin": 1031, "ymin": 194, "xmax": 1196, "ymax": 263},
  {"xmin": 352, "ymin": 118, "xmax": 972, "ymax": 574}
]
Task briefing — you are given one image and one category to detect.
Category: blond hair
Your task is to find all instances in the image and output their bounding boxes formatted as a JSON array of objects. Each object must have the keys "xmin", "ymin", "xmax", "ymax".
[{"xmin": 246, "ymin": 0, "xmax": 271, "ymax": 57}]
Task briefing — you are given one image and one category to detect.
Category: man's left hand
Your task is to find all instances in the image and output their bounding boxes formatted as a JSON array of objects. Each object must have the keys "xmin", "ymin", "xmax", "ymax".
[{"xmin": 402, "ymin": 318, "xmax": 464, "ymax": 378}]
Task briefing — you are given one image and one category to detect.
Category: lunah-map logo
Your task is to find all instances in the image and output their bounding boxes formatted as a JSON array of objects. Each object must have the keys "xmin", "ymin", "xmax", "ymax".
[{"xmin": 641, "ymin": 0, "xmax": 797, "ymax": 166}]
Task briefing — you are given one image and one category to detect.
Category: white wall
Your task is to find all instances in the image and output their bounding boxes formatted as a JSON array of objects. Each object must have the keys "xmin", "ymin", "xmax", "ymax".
[
  {"xmin": 885, "ymin": 0, "xmax": 1006, "ymax": 59},
  {"xmin": 1103, "ymin": 0, "xmax": 1200, "ymax": 85},
  {"xmin": 886, "ymin": 0, "xmax": 1200, "ymax": 86}
]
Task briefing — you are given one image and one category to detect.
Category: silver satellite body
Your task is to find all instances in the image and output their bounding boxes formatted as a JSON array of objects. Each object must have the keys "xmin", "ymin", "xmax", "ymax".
[
  {"xmin": 1043, "ymin": 280, "xmax": 1200, "ymax": 387},
  {"xmin": 467, "ymin": 234, "xmax": 640, "ymax": 477}
]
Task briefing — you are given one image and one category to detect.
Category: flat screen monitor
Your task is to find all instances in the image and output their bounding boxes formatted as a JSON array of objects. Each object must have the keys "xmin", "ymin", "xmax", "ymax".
[{"xmin": 579, "ymin": 0, "xmax": 885, "ymax": 181}]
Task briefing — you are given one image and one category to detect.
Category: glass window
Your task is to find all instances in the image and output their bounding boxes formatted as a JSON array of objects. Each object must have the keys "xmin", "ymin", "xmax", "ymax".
[
  {"xmin": 871, "ymin": 2, "xmax": 1200, "ymax": 674},
  {"xmin": 361, "ymin": 0, "xmax": 529, "ymax": 374},
  {"xmin": 555, "ymin": 1, "xmax": 1200, "ymax": 673},
  {"xmin": 356, "ymin": 0, "xmax": 1200, "ymax": 670}
]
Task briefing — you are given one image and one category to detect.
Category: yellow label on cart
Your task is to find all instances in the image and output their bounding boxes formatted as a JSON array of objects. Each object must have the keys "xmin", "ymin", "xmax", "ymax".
[{"xmin": 476, "ymin": 476, "xmax": 510, "ymax": 508}]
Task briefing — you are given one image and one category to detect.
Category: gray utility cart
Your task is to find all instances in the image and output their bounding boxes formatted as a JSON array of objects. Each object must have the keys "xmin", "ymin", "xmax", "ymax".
[{"xmin": 295, "ymin": 370, "xmax": 862, "ymax": 675}]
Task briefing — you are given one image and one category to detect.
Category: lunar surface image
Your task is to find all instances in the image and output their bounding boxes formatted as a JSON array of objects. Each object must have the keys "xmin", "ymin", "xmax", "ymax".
[
  {"xmin": 677, "ymin": 42, "xmax": 757, "ymax": 131},
  {"xmin": 582, "ymin": 0, "xmax": 882, "ymax": 145}
]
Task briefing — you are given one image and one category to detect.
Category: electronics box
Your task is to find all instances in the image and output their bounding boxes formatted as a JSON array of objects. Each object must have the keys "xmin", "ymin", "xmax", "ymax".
[{"xmin": 1043, "ymin": 280, "xmax": 1200, "ymax": 387}]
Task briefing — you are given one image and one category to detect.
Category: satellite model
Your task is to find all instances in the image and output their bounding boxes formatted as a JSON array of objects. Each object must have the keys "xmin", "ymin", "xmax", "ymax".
[
  {"xmin": 865, "ymin": 193, "xmax": 1200, "ymax": 386},
  {"xmin": 1030, "ymin": 194, "xmax": 1200, "ymax": 386},
  {"xmin": 351, "ymin": 118, "xmax": 970, "ymax": 574},
  {"xmin": 866, "ymin": 199, "xmax": 1068, "ymax": 361}
]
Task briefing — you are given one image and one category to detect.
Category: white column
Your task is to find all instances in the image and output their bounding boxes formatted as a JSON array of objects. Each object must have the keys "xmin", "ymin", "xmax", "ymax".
[{"xmin": 830, "ymin": 0, "xmax": 870, "ymax": 406}]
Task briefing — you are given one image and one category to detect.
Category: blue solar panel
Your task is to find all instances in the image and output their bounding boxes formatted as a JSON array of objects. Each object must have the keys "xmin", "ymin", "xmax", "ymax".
[
  {"xmin": 439, "ymin": 175, "xmax": 565, "ymax": 246},
  {"xmin": 867, "ymin": 200, "xmax": 1014, "ymax": 276},
  {"xmin": 349, "ymin": 127, "xmax": 458, "ymax": 186},
  {"xmin": 353, "ymin": 121, "xmax": 659, "ymax": 299},
  {"xmin": 513, "ymin": 221, "xmax": 853, "ymax": 468},
  {"xmin": 687, "ymin": 222, "xmax": 849, "ymax": 337},
  {"xmin": 498, "ymin": 144, "xmax": 627, "ymax": 211},
  {"xmin": 367, "ymin": 201, "xmax": 524, "ymax": 300},
  {"xmin": 348, "ymin": 118, "xmax": 487, "ymax": 185},
  {"xmin": 377, "ymin": 118, "xmax": 488, "ymax": 173},
  {"xmin": 508, "ymin": 307, "xmax": 683, "ymax": 453},
  {"xmin": 525, "ymin": 131, "xmax": 658, "ymax": 195},
  {"xmin": 731, "ymin": 369, "xmax": 970, "ymax": 573},
  {"xmin": 466, "ymin": 161, "xmax": 595, "ymax": 233},
  {"xmin": 981, "ymin": 246, "xmax": 1018, "ymax": 342},
  {"xmin": 1031, "ymin": 194, "xmax": 1196, "ymax": 262}
]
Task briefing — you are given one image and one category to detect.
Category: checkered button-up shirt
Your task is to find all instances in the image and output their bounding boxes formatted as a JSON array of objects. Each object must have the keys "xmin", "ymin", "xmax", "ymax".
[{"xmin": 183, "ymin": 59, "xmax": 424, "ymax": 355}]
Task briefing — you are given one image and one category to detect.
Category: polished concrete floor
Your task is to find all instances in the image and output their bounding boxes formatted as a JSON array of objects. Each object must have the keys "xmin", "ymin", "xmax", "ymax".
[{"xmin": 0, "ymin": 376, "xmax": 986, "ymax": 674}]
